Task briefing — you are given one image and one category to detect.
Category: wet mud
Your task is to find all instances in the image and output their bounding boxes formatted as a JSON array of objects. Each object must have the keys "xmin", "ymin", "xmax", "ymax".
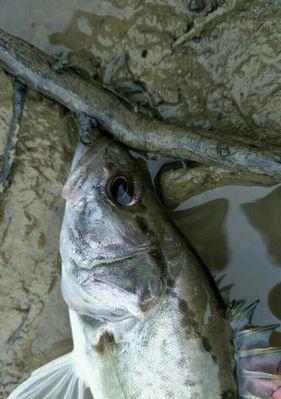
[
  {"xmin": 0, "ymin": 84, "xmax": 76, "ymax": 396},
  {"xmin": 0, "ymin": 0, "xmax": 281, "ymax": 396}
]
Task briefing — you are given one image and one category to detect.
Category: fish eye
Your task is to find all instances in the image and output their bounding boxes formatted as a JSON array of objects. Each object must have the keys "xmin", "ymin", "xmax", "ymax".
[{"xmin": 107, "ymin": 176, "xmax": 138, "ymax": 206}]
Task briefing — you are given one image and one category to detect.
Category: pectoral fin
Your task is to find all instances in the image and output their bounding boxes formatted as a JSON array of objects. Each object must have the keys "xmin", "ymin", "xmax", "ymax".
[{"xmin": 7, "ymin": 352, "xmax": 92, "ymax": 399}]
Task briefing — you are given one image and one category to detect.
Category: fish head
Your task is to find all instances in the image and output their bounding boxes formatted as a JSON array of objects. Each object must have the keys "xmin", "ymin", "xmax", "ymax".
[{"xmin": 60, "ymin": 137, "xmax": 184, "ymax": 321}]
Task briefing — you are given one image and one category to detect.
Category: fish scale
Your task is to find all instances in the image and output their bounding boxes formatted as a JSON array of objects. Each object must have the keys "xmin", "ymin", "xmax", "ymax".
[{"xmin": 8, "ymin": 138, "xmax": 281, "ymax": 399}]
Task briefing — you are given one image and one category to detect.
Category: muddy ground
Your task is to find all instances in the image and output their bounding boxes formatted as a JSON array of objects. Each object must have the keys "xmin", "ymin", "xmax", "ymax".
[{"xmin": 0, "ymin": 0, "xmax": 281, "ymax": 396}]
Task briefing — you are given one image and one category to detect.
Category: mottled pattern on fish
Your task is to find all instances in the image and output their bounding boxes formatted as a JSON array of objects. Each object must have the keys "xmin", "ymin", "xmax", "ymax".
[
  {"xmin": 59, "ymin": 137, "xmax": 237, "ymax": 398},
  {"xmin": 7, "ymin": 137, "xmax": 281, "ymax": 399}
]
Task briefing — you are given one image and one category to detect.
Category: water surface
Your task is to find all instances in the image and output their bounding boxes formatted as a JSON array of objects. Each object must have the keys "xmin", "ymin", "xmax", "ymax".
[{"xmin": 173, "ymin": 184, "xmax": 281, "ymax": 346}]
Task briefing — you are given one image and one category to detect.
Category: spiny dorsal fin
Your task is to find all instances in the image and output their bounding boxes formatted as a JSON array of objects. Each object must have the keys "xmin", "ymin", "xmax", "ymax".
[
  {"xmin": 231, "ymin": 300, "xmax": 260, "ymax": 332},
  {"xmin": 232, "ymin": 300, "xmax": 281, "ymax": 398},
  {"xmin": 237, "ymin": 347, "xmax": 281, "ymax": 374},
  {"xmin": 241, "ymin": 369, "xmax": 281, "ymax": 399},
  {"xmin": 236, "ymin": 342, "xmax": 281, "ymax": 398},
  {"xmin": 7, "ymin": 352, "xmax": 92, "ymax": 399},
  {"xmin": 234, "ymin": 324, "xmax": 280, "ymax": 351},
  {"xmin": 232, "ymin": 299, "xmax": 247, "ymax": 313}
]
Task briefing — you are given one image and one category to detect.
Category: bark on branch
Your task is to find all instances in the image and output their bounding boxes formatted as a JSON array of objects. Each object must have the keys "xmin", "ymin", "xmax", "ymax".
[
  {"xmin": 0, "ymin": 28, "xmax": 281, "ymax": 179},
  {"xmin": 158, "ymin": 163, "xmax": 278, "ymax": 208}
]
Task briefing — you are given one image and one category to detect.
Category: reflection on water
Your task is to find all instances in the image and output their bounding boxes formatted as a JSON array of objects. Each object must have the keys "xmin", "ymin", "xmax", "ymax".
[
  {"xmin": 173, "ymin": 198, "xmax": 230, "ymax": 272},
  {"xmin": 268, "ymin": 282, "xmax": 281, "ymax": 321},
  {"xmin": 242, "ymin": 186, "xmax": 281, "ymax": 266},
  {"xmin": 172, "ymin": 184, "xmax": 281, "ymax": 345},
  {"xmin": 0, "ymin": 0, "xmax": 120, "ymax": 55},
  {"xmin": 49, "ymin": 9, "xmax": 128, "ymax": 56}
]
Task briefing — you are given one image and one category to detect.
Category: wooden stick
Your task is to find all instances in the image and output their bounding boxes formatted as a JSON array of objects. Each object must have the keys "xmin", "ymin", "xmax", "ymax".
[
  {"xmin": 0, "ymin": 28, "xmax": 281, "ymax": 179},
  {"xmin": 158, "ymin": 163, "xmax": 278, "ymax": 208}
]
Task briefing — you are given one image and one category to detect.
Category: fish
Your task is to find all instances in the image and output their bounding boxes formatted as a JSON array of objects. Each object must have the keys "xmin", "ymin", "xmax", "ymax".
[{"xmin": 7, "ymin": 136, "xmax": 281, "ymax": 399}]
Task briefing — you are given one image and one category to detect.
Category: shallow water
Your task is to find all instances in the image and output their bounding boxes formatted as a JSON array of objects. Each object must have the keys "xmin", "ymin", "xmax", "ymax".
[
  {"xmin": 142, "ymin": 154, "xmax": 281, "ymax": 343},
  {"xmin": 173, "ymin": 184, "xmax": 281, "ymax": 346},
  {"xmin": 0, "ymin": 0, "xmax": 281, "ymax": 396}
]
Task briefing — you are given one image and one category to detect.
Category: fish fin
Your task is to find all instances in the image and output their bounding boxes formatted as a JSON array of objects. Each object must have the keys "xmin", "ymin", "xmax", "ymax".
[
  {"xmin": 231, "ymin": 300, "xmax": 259, "ymax": 332},
  {"xmin": 237, "ymin": 347, "xmax": 281, "ymax": 375},
  {"xmin": 234, "ymin": 324, "xmax": 280, "ymax": 351},
  {"xmin": 232, "ymin": 299, "xmax": 247, "ymax": 313},
  {"xmin": 239, "ymin": 369, "xmax": 281, "ymax": 399},
  {"xmin": 233, "ymin": 301, "xmax": 281, "ymax": 398},
  {"xmin": 7, "ymin": 352, "xmax": 91, "ymax": 399},
  {"xmin": 237, "ymin": 346, "xmax": 281, "ymax": 398}
]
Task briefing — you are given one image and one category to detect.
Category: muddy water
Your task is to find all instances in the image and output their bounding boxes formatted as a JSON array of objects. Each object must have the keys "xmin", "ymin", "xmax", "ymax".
[{"xmin": 0, "ymin": 0, "xmax": 281, "ymax": 397}]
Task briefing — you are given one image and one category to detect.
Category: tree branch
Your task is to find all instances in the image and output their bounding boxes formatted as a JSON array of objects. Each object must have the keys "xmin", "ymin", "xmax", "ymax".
[
  {"xmin": 158, "ymin": 163, "xmax": 278, "ymax": 208},
  {"xmin": 0, "ymin": 28, "xmax": 281, "ymax": 179}
]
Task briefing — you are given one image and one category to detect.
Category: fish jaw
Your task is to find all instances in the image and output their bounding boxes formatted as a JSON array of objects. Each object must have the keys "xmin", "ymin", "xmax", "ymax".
[
  {"xmin": 61, "ymin": 268, "xmax": 144, "ymax": 322},
  {"xmin": 61, "ymin": 248, "xmax": 166, "ymax": 322}
]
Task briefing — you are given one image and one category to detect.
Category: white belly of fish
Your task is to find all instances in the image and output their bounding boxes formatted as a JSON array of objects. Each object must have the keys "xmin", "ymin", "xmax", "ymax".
[{"xmin": 70, "ymin": 300, "xmax": 221, "ymax": 399}]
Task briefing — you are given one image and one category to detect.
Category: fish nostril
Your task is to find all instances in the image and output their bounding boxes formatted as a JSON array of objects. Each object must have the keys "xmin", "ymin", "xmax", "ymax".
[{"xmin": 141, "ymin": 49, "xmax": 148, "ymax": 58}]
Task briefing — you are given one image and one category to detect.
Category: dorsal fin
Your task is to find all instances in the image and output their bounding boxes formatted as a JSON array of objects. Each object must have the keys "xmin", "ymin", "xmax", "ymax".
[
  {"xmin": 233, "ymin": 301, "xmax": 281, "ymax": 398},
  {"xmin": 241, "ymin": 369, "xmax": 281, "ymax": 399},
  {"xmin": 237, "ymin": 347, "xmax": 281, "ymax": 374},
  {"xmin": 7, "ymin": 352, "xmax": 92, "ymax": 399},
  {"xmin": 234, "ymin": 324, "xmax": 280, "ymax": 351},
  {"xmin": 231, "ymin": 300, "xmax": 259, "ymax": 332}
]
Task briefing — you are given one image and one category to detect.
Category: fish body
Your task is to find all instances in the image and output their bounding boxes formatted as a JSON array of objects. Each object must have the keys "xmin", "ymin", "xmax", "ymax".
[
  {"xmin": 8, "ymin": 137, "xmax": 281, "ymax": 399},
  {"xmin": 60, "ymin": 137, "xmax": 237, "ymax": 398}
]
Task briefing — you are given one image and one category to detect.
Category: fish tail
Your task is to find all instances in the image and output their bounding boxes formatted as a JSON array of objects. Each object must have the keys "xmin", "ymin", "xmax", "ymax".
[
  {"xmin": 7, "ymin": 351, "xmax": 91, "ymax": 399},
  {"xmin": 232, "ymin": 302, "xmax": 281, "ymax": 399}
]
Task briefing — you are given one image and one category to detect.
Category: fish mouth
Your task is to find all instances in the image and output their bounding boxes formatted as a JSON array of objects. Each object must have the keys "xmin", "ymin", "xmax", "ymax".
[
  {"xmin": 91, "ymin": 248, "xmax": 149, "ymax": 267},
  {"xmin": 71, "ymin": 244, "xmax": 150, "ymax": 269}
]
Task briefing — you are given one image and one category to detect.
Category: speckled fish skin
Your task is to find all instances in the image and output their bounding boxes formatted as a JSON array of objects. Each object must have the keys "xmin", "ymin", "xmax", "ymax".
[{"xmin": 60, "ymin": 136, "xmax": 238, "ymax": 399}]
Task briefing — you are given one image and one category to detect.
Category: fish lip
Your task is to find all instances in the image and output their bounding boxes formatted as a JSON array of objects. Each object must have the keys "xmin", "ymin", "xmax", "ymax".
[
  {"xmin": 91, "ymin": 249, "xmax": 146, "ymax": 267},
  {"xmin": 72, "ymin": 244, "xmax": 150, "ymax": 270}
]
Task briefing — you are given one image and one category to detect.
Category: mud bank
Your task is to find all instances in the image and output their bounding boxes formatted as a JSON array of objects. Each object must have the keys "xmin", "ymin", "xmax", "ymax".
[
  {"xmin": 0, "ymin": 0, "xmax": 281, "ymax": 396},
  {"xmin": 0, "ymin": 76, "xmax": 75, "ymax": 396}
]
